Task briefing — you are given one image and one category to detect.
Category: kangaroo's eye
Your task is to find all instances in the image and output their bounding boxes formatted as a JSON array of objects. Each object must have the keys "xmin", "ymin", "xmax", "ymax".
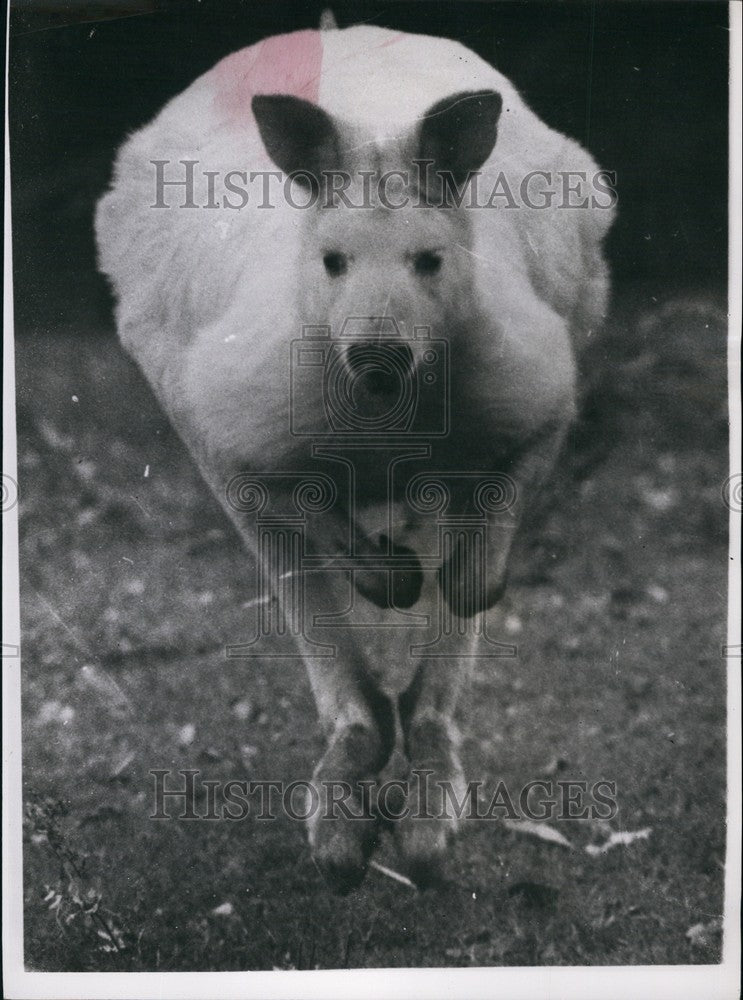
[
  {"xmin": 414, "ymin": 251, "xmax": 442, "ymax": 276},
  {"xmin": 323, "ymin": 252, "xmax": 348, "ymax": 277}
]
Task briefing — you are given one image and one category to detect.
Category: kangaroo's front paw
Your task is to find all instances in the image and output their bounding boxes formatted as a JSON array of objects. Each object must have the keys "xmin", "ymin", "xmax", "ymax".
[
  {"xmin": 395, "ymin": 716, "xmax": 467, "ymax": 888},
  {"xmin": 439, "ymin": 539, "xmax": 507, "ymax": 616},
  {"xmin": 306, "ymin": 722, "xmax": 382, "ymax": 893}
]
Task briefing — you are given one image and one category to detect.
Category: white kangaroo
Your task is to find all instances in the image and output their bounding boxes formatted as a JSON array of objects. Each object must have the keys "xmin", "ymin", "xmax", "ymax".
[{"xmin": 96, "ymin": 20, "xmax": 613, "ymax": 890}]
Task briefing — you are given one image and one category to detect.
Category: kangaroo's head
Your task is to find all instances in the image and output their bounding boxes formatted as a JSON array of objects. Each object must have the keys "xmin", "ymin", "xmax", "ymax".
[{"xmin": 252, "ymin": 90, "xmax": 502, "ymax": 353}]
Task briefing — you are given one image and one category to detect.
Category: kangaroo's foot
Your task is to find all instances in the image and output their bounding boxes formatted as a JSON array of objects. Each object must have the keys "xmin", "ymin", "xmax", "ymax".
[
  {"xmin": 395, "ymin": 713, "xmax": 467, "ymax": 888},
  {"xmin": 306, "ymin": 722, "xmax": 384, "ymax": 893}
]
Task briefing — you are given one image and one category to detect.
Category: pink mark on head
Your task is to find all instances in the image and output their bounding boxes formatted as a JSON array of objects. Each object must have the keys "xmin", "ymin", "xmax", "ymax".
[{"xmin": 212, "ymin": 30, "xmax": 323, "ymax": 127}]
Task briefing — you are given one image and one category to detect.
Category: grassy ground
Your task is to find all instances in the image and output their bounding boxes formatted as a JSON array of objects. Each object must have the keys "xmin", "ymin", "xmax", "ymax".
[{"xmin": 18, "ymin": 284, "xmax": 729, "ymax": 969}]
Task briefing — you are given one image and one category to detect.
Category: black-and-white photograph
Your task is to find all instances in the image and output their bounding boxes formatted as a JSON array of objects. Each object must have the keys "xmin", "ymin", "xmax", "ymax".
[{"xmin": 3, "ymin": 1, "xmax": 741, "ymax": 996}]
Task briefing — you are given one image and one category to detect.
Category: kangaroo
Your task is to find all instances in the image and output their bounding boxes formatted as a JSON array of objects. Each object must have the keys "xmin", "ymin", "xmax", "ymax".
[{"xmin": 96, "ymin": 21, "xmax": 613, "ymax": 890}]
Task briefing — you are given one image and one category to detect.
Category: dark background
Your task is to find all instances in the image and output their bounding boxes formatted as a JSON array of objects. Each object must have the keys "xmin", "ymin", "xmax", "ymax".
[{"xmin": 9, "ymin": 0, "xmax": 729, "ymax": 333}]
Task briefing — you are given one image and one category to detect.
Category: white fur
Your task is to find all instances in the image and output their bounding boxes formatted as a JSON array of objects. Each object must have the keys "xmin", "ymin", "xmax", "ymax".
[
  {"xmin": 96, "ymin": 25, "xmax": 612, "ymax": 477},
  {"xmin": 95, "ymin": 29, "xmax": 615, "ymax": 868}
]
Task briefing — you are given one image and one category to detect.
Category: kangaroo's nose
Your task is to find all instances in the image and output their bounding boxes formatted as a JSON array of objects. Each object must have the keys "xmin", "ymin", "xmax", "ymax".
[{"xmin": 344, "ymin": 342, "xmax": 415, "ymax": 397}]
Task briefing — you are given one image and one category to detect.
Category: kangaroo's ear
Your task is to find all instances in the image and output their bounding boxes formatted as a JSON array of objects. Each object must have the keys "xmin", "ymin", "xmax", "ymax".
[
  {"xmin": 417, "ymin": 89, "xmax": 502, "ymax": 185},
  {"xmin": 252, "ymin": 95, "xmax": 343, "ymax": 182}
]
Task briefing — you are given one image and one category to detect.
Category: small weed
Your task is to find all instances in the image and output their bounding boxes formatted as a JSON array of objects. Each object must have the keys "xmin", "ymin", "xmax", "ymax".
[{"xmin": 24, "ymin": 796, "xmax": 128, "ymax": 967}]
